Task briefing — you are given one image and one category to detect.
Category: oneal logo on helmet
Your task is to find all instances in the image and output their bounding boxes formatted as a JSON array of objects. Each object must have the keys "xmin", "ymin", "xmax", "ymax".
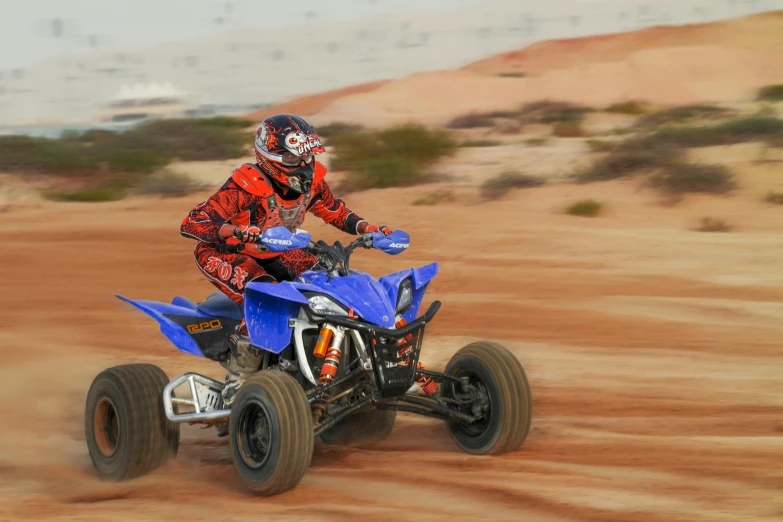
[
  {"xmin": 262, "ymin": 238, "xmax": 293, "ymax": 245},
  {"xmin": 388, "ymin": 242, "xmax": 409, "ymax": 249}
]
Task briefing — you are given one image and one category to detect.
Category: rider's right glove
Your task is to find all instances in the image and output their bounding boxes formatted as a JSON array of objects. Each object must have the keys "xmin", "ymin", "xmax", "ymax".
[
  {"xmin": 357, "ymin": 222, "xmax": 393, "ymax": 235},
  {"xmin": 233, "ymin": 225, "xmax": 262, "ymax": 243}
]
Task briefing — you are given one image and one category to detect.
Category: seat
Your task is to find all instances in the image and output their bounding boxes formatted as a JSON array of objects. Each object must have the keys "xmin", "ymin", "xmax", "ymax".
[{"xmin": 196, "ymin": 292, "xmax": 244, "ymax": 321}]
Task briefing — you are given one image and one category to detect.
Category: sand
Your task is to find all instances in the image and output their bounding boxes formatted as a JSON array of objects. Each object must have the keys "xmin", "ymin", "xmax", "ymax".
[{"xmin": 0, "ymin": 141, "xmax": 782, "ymax": 520}]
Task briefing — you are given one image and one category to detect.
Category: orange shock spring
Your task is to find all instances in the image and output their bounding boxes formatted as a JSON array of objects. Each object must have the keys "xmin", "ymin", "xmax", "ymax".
[
  {"xmin": 319, "ymin": 327, "xmax": 345, "ymax": 383},
  {"xmin": 395, "ymin": 317, "xmax": 439, "ymax": 396}
]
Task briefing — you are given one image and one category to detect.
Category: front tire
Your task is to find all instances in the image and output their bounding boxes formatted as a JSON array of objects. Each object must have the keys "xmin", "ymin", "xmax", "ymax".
[
  {"xmin": 443, "ymin": 342, "xmax": 532, "ymax": 455},
  {"xmin": 229, "ymin": 371, "xmax": 314, "ymax": 495},
  {"xmin": 319, "ymin": 409, "xmax": 397, "ymax": 446},
  {"xmin": 84, "ymin": 364, "xmax": 180, "ymax": 481}
]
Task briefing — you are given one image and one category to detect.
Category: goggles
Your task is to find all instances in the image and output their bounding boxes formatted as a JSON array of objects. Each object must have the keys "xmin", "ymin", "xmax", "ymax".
[{"xmin": 280, "ymin": 151, "xmax": 315, "ymax": 167}]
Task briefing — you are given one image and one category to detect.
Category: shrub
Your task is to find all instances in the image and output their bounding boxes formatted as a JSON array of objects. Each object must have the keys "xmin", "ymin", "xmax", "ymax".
[
  {"xmin": 0, "ymin": 117, "xmax": 249, "ymax": 177},
  {"xmin": 647, "ymin": 163, "xmax": 735, "ymax": 195},
  {"xmin": 459, "ymin": 139, "xmax": 502, "ymax": 148},
  {"xmin": 565, "ymin": 199, "xmax": 602, "ymax": 217},
  {"xmin": 553, "ymin": 121, "xmax": 585, "ymax": 137},
  {"xmin": 480, "ymin": 171, "xmax": 545, "ymax": 200},
  {"xmin": 764, "ymin": 191, "xmax": 783, "ymax": 205},
  {"xmin": 585, "ymin": 139, "xmax": 615, "ymax": 152},
  {"xmin": 635, "ymin": 104, "xmax": 732, "ymax": 127},
  {"xmin": 412, "ymin": 190, "xmax": 456, "ymax": 206},
  {"xmin": 332, "ymin": 124, "xmax": 457, "ymax": 191},
  {"xmin": 133, "ymin": 170, "xmax": 208, "ymax": 198},
  {"xmin": 605, "ymin": 101, "xmax": 648, "ymax": 115},
  {"xmin": 697, "ymin": 217, "xmax": 731, "ymax": 232},
  {"xmin": 525, "ymin": 137, "xmax": 548, "ymax": 147},
  {"xmin": 575, "ymin": 144, "xmax": 681, "ymax": 182},
  {"xmin": 642, "ymin": 116, "xmax": 783, "ymax": 148},
  {"xmin": 447, "ymin": 113, "xmax": 497, "ymax": 129},
  {"xmin": 757, "ymin": 84, "xmax": 783, "ymax": 102},
  {"xmin": 496, "ymin": 72, "xmax": 527, "ymax": 78},
  {"xmin": 317, "ymin": 122, "xmax": 364, "ymax": 137},
  {"xmin": 520, "ymin": 100, "xmax": 592, "ymax": 124},
  {"xmin": 42, "ymin": 182, "xmax": 129, "ymax": 202}
]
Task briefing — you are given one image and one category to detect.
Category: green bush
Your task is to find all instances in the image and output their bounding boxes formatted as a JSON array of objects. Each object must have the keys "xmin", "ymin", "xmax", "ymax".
[
  {"xmin": 697, "ymin": 217, "xmax": 731, "ymax": 232},
  {"xmin": 480, "ymin": 171, "xmax": 545, "ymax": 200},
  {"xmin": 0, "ymin": 117, "xmax": 249, "ymax": 177},
  {"xmin": 412, "ymin": 190, "xmax": 456, "ymax": 206},
  {"xmin": 133, "ymin": 170, "xmax": 208, "ymax": 198},
  {"xmin": 459, "ymin": 139, "xmax": 502, "ymax": 148},
  {"xmin": 43, "ymin": 182, "xmax": 129, "ymax": 202},
  {"xmin": 757, "ymin": 84, "xmax": 783, "ymax": 102},
  {"xmin": 635, "ymin": 104, "xmax": 732, "ymax": 127},
  {"xmin": 332, "ymin": 124, "xmax": 456, "ymax": 191},
  {"xmin": 605, "ymin": 101, "xmax": 648, "ymax": 115},
  {"xmin": 647, "ymin": 163, "xmax": 735, "ymax": 195},
  {"xmin": 565, "ymin": 199, "xmax": 603, "ymax": 217}
]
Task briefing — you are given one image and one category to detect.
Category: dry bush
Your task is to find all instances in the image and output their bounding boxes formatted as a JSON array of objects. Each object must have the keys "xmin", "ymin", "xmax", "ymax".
[
  {"xmin": 553, "ymin": 122, "xmax": 585, "ymax": 138},
  {"xmin": 605, "ymin": 101, "xmax": 648, "ymax": 115},
  {"xmin": 480, "ymin": 171, "xmax": 546, "ymax": 200},
  {"xmin": 697, "ymin": 217, "xmax": 731, "ymax": 232},
  {"xmin": 525, "ymin": 137, "xmax": 549, "ymax": 147},
  {"xmin": 412, "ymin": 190, "xmax": 456, "ymax": 206},
  {"xmin": 133, "ymin": 170, "xmax": 208, "ymax": 198},
  {"xmin": 764, "ymin": 191, "xmax": 783, "ymax": 205},
  {"xmin": 635, "ymin": 104, "xmax": 733, "ymax": 127}
]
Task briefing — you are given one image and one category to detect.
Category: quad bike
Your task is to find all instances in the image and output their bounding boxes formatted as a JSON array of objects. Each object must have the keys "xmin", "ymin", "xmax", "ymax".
[{"xmin": 85, "ymin": 227, "xmax": 532, "ymax": 495}]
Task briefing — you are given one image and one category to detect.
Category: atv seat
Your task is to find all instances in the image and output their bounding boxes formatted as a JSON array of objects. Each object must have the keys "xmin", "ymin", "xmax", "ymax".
[{"xmin": 196, "ymin": 292, "xmax": 244, "ymax": 321}]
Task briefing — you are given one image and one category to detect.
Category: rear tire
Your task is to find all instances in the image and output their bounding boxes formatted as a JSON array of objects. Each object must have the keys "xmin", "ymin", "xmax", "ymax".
[
  {"xmin": 85, "ymin": 364, "xmax": 180, "ymax": 481},
  {"xmin": 229, "ymin": 371, "xmax": 314, "ymax": 495},
  {"xmin": 319, "ymin": 409, "xmax": 397, "ymax": 446},
  {"xmin": 443, "ymin": 342, "xmax": 532, "ymax": 455}
]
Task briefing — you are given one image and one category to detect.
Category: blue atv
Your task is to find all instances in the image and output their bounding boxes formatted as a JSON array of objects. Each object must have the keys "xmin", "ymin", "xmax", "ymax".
[{"xmin": 84, "ymin": 228, "xmax": 532, "ymax": 495}]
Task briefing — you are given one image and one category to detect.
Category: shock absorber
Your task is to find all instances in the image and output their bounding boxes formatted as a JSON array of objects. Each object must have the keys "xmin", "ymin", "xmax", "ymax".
[
  {"xmin": 312, "ymin": 325, "xmax": 345, "ymax": 424},
  {"xmin": 395, "ymin": 316, "xmax": 439, "ymax": 396}
]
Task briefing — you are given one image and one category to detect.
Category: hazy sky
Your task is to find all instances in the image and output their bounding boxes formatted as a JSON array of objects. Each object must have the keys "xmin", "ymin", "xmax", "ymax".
[{"xmin": 0, "ymin": 0, "xmax": 484, "ymax": 70}]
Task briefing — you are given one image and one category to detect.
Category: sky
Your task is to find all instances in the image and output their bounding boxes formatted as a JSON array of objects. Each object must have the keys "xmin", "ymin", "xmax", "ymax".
[{"xmin": 0, "ymin": 0, "xmax": 483, "ymax": 70}]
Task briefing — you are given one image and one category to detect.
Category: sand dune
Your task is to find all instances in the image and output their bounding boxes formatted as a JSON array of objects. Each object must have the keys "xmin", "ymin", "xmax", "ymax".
[{"xmin": 294, "ymin": 11, "xmax": 783, "ymax": 127}]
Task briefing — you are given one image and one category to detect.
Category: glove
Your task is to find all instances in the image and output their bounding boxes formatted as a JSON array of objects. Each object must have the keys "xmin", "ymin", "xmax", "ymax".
[
  {"xmin": 233, "ymin": 224, "xmax": 262, "ymax": 243},
  {"xmin": 358, "ymin": 222, "xmax": 393, "ymax": 235}
]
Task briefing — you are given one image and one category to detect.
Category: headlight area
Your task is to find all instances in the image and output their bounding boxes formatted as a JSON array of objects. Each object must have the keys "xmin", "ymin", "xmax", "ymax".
[
  {"xmin": 396, "ymin": 278, "xmax": 413, "ymax": 313},
  {"xmin": 306, "ymin": 293, "xmax": 349, "ymax": 317}
]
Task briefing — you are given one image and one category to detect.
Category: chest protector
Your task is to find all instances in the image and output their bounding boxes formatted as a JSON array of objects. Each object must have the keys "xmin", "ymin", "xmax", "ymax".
[{"xmin": 226, "ymin": 162, "xmax": 326, "ymax": 259}]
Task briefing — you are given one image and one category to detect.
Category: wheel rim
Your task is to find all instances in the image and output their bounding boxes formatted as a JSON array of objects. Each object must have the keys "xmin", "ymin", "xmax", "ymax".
[
  {"xmin": 236, "ymin": 398, "xmax": 273, "ymax": 469},
  {"xmin": 450, "ymin": 372, "xmax": 493, "ymax": 440},
  {"xmin": 94, "ymin": 398, "xmax": 119, "ymax": 457}
]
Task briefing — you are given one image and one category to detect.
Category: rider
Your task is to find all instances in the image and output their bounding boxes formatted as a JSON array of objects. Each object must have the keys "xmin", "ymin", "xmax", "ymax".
[{"xmin": 180, "ymin": 114, "xmax": 393, "ymax": 403}]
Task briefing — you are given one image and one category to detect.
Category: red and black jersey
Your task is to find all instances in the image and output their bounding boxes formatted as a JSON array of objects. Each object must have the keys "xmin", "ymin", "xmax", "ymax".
[{"xmin": 180, "ymin": 161, "xmax": 364, "ymax": 257}]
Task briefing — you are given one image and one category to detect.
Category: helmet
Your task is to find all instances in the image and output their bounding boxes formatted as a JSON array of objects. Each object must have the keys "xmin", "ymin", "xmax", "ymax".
[{"xmin": 254, "ymin": 114, "xmax": 325, "ymax": 193}]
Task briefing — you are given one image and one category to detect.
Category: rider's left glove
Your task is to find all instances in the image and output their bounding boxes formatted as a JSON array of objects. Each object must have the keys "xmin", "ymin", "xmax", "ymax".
[{"xmin": 233, "ymin": 225, "xmax": 262, "ymax": 243}]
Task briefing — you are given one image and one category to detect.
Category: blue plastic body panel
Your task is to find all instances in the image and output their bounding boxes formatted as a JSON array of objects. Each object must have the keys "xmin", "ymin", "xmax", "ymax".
[{"xmin": 116, "ymin": 295, "xmax": 207, "ymax": 357}]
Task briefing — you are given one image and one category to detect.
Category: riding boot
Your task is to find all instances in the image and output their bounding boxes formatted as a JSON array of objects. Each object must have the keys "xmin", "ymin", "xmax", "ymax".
[{"xmin": 220, "ymin": 320, "xmax": 263, "ymax": 407}]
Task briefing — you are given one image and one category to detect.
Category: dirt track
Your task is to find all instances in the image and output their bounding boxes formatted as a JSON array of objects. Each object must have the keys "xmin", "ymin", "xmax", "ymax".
[{"xmin": 0, "ymin": 175, "xmax": 781, "ymax": 522}]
